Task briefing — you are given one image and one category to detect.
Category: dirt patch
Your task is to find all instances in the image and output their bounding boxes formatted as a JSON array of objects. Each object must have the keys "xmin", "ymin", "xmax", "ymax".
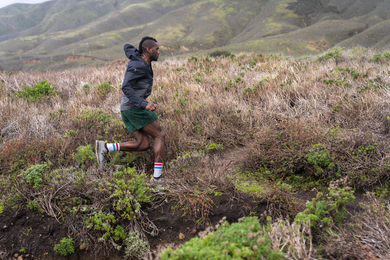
[
  {"xmin": 145, "ymin": 194, "xmax": 268, "ymax": 247},
  {"xmin": 65, "ymin": 56, "xmax": 102, "ymax": 62},
  {"xmin": 23, "ymin": 59, "xmax": 41, "ymax": 64},
  {"xmin": 103, "ymin": 59, "xmax": 128, "ymax": 68},
  {"xmin": 0, "ymin": 193, "xmax": 268, "ymax": 260},
  {"xmin": 307, "ymin": 40, "xmax": 329, "ymax": 51},
  {"xmin": 159, "ymin": 46, "xmax": 175, "ymax": 51}
]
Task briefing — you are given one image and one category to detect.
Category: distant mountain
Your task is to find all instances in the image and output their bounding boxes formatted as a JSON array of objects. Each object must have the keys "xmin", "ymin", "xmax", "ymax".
[{"xmin": 0, "ymin": 0, "xmax": 390, "ymax": 71}]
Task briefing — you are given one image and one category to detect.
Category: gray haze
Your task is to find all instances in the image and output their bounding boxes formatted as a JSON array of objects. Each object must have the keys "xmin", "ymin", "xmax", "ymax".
[{"xmin": 0, "ymin": 0, "xmax": 51, "ymax": 10}]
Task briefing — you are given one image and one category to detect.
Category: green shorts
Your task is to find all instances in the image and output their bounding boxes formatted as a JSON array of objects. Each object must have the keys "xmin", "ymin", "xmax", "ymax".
[{"xmin": 121, "ymin": 107, "xmax": 158, "ymax": 135}]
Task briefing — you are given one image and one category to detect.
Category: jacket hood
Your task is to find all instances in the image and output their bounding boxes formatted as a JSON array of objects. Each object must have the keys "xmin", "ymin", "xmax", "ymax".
[{"xmin": 124, "ymin": 44, "xmax": 140, "ymax": 60}]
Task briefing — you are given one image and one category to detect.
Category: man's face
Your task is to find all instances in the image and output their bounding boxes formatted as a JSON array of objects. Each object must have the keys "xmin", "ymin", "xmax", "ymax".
[{"xmin": 149, "ymin": 42, "xmax": 159, "ymax": 61}]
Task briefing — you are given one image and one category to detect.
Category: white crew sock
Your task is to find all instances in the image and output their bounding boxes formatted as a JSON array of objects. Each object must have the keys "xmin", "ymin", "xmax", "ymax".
[
  {"xmin": 105, "ymin": 143, "xmax": 120, "ymax": 152},
  {"xmin": 153, "ymin": 162, "xmax": 163, "ymax": 179}
]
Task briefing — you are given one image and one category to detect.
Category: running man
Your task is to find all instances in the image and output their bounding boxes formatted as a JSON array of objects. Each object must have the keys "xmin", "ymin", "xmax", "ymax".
[{"xmin": 95, "ymin": 36, "xmax": 165, "ymax": 183}]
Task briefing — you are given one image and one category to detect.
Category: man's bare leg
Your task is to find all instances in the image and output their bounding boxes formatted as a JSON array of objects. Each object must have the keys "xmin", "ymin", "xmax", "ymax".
[
  {"xmin": 134, "ymin": 120, "xmax": 165, "ymax": 183},
  {"xmin": 96, "ymin": 120, "xmax": 165, "ymax": 174},
  {"xmin": 139, "ymin": 120, "xmax": 165, "ymax": 163},
  {"xmin": 119, "ymin": 129, "xmax": 151, "ymax": 152}
]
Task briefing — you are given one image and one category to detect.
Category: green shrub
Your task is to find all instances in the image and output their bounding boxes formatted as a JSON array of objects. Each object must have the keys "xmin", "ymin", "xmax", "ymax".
[
  {"xmin": 189, "ymin": 56, "xmax": 198, "ymax": 62},
  {"xmin": 209, "ymin": 50, "xmax": 232, "ymax": 57},
  {"xmin": 83, "ymin": 167, "xmax": 155, "ymax": 242},
  {"xmin": 306, "ymin": 144, "xmax": 335, "ymax": 175},
  {"xmin": 96, "ymin": 81, "xmax": 115, "ymax": 96},
  {"xmin": 11, "ymin": 80, "xmax": 60, "ymax": 102},
  {"xmin": 74, "ymin": 144, "xmax": 95, "ymax": 169},
  {"xmin": 124, "ymin": 231, "xmax": 150, "ymax": 258},
  {"xmin": 82, "ymin": 84, "xmax": 91, "ymax": 91},
  {"xmin": 24, "ymin": 163, "xmax": 49, "ymax": 189},
  {"xmin": 248, "ymin": 61, "xmax": 256, "ymax": 67},
  {"xmin": 384, "ymin": 52, "xmax": 390, "ymax": 60},
  {"xmin": 27, "ymin": 200, "xmax": 39, "ymax": 211},
  {"xmin": 370, "ymin": 53, "xmax": 382, "ymax": 62},
  {"xmin": 111, "ymin": 167, "xmax": 153, "ymax": 220},
  {"xmin": 294, "ymin": 188, "xmax": 355, "ymax": 229},
  {"xmin": 179, "ymin": 97, "xmax": 188, "ymax": 106},
  {"xmin": 317, "ymin": 48, "xmax": 342, "ymax": 62},
  {"xmin": 192, "ymin": 125, "xmax": 201, "ymax": 134},
  {"xmin": 0, "ymin": 200, "xmax": 4, "ymax": 214},
  {"xmin": 194, "ymin": 74, "xmax": 202, "ymax": 83},
  {"xmin": 84, "ymin": 211, "xmax": 125, "ymax": 241},
  {"xmin": 54, "ymin": 237, "xmax": 75, "ymax": 256},
  {"xmin": 161, "ymin": 217, "xmax": 284, "ymax": 260},
  {"xmin": 206, "ymin": 143, "xmax": 224, "ymax": 151}
]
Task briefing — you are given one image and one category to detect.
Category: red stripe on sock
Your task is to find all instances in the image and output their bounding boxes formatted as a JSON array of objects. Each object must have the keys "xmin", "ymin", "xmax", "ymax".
[
  {"xmin": 115, "ymin": 143, "xmax": 119, "ymax": 151},
  {"xmin": 154, "ymin": 163, "xmax": 163, "ymax": 166}
]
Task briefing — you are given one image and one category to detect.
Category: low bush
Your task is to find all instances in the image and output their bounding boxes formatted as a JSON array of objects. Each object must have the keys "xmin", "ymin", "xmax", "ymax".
[
  {"xmin": 54, "ymin": 237, "xmax": 74, "ymax": 256},
  {"xmin": 124, "ymin": 231, "xmax": 150, "ymax": 258},
  {"xmin": 161, "ymin": 217, "xmax": 284, "ymax": 260},
  {"xmin": 294, "ymin": 188, "xmax": 355, "ymax": 231},
  {"xmin": 317, "ymin": 48, "xmax": 342, "ymax": 62},
  {"xmin": 11, "ymin": 80, "xmax": 60, "ymax": 102},
  {"xmin": 209, "ymin": 50, "xmax": 232, "ymax": 57},
  {"xmin": 74, "ymin": 144, "xmax": 95, "ymax": 169},
  {"xmin": 96, "ymin": 81, "xmax": 115, "ymax": 96}
]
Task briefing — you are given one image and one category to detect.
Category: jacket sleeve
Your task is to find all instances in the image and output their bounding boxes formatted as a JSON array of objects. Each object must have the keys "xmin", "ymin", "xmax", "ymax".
[{"xmin": 121, "ymin": 64, "xmax": 148, "ymax": 109}]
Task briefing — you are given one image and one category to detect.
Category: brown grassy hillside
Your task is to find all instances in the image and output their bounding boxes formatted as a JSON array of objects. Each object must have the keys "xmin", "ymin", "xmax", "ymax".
[{"xmin": 2, "ymin": 0, "xmax": 390, "ymax": 72}]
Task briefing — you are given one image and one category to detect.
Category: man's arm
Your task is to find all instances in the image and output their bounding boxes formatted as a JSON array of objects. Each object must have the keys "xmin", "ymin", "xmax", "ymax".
[
  {"xmin": 122, "ymin": 78, "xmax": 157, "ymax": 111},
  {"xmin": 122, "ymin": 78, "xmax": 148, "ymax": 109}
]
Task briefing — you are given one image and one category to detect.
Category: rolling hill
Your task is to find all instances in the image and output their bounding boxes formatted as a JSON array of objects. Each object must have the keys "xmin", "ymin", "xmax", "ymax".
[{"xmin": 1, "ymin": 0, "xmax": 390, "ymax": 71}]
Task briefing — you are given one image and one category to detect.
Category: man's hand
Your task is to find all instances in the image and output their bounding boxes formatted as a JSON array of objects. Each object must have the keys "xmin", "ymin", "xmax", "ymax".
[{"xmin": 145, "ymin": 102, "xmax": 157, "ymax": 111}]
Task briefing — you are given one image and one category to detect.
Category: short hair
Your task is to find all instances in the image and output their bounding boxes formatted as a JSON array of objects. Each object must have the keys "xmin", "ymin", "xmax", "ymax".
[{"xmin": 138, "ymin": 36, "xmax": 157, "ymax": 54}]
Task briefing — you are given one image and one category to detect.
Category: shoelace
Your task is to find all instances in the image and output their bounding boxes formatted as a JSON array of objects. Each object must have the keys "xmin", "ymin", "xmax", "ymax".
[{"xmin": 101, "ymin": 148, "xmax": 108, "ymax": 158}]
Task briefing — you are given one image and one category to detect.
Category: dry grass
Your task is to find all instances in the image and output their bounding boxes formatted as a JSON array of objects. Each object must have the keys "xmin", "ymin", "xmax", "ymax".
[
  {"xmin": 1, "ymin": 50, "xmax": 390, "ymax": 146},
  {"xmin": 325, "ymin": 194, "xmax": 390, "ymax": 259}
]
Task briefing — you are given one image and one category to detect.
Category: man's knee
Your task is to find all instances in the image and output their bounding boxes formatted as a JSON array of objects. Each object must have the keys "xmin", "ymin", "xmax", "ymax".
[
  {"xmin": 139, "ymin": 137, "xmax": 150, "ymax": 151},
  {"xmin": 156, "ymin": 131, "xmax": 165, "ymax": 142}
]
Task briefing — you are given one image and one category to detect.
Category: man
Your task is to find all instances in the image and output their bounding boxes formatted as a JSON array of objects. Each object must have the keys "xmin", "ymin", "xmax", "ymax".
[{"xmin": 95, "ymin": 36, "xmax": 165, "ymax": 183}]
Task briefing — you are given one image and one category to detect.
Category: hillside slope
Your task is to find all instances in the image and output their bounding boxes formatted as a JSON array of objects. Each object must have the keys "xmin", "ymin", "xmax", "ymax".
[{"xmin": 1, "ymin": 0, "xmax": 390, "ymax": 71}]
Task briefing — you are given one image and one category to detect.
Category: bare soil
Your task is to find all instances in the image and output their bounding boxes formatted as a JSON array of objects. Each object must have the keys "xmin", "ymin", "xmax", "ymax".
[{"xmin": 0, "ymin": 194, "xmax": 269, "ymax": 260}]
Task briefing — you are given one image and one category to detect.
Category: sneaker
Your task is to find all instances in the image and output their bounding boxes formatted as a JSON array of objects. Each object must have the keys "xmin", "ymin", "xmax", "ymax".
[
  {"xmin": 150, "ymin": 177, "xmax": 165, "ymax": 184},
  {"xmin": 95, "ymin": 140, "xmax": 108, "ymax": 167},
  {"xmin": 149, "ymin": 176, "xmax": 172, "ymax": 185}
]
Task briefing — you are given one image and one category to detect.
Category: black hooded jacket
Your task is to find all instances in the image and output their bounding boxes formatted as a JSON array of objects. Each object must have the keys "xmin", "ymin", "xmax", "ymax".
[{"xmin": 120, "ymin": 44, "xmax": 154, "ymax": 111}]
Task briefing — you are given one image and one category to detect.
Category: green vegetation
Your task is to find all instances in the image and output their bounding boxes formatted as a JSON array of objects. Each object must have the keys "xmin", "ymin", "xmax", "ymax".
[
  {"xmin": 206, "ymin": 143, "xmax": 224, "ymax": 151},
  {"xmin": 96, "ymin": 81, "xmax": 115, "ymax": 96},
  {"xmin": 23, "ymin": 163, "xmax": 48, "ymax": 189},
  {"xmin": 161, "ymin": 217, "xmax": 284, "ymax": 260},
  {"xmin": 11, "ymin": 81, "xmax": 60, "ymax": 102},
  {"xmin": 294, "ymin": 188, "xmax": 355, "ymax": 229},
  {"xmin": 74, "ymin": 144, "xmax": 95, "ymax": 169},
  {"xmin": 306, "ymin": 144, "xmax": 335, "ymax": 175},
  {"xmin": 317, "ymin": 48, "xmax": 342, "ymax": 62},
  {"xmin": 54, "ymin": 238, "xmax": 75, "ymax": 256},
  {"xmin": 124, "ymin": 231, "xmax": 150, "ymax": 258},
  {"xmin": 209, "ymin": 50, "xmax": 232, "ymax": 57}
]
